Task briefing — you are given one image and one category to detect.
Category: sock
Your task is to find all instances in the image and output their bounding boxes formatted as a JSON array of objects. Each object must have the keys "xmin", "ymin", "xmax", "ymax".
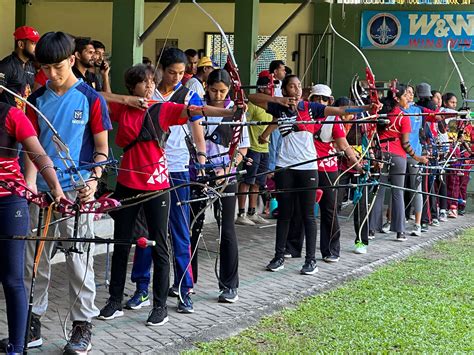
[
  {"xmin": 248, "ymin": 207, "xmax": 256, "ymax": 216},
  {"xmin": 238, "ymin": 208, "xmax": 245, "ymax": 216}
]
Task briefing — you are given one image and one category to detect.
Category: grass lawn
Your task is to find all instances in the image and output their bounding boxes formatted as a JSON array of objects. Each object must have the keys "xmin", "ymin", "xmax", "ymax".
[{"xmin": 190, "ymin": 231, "xmax": 474, "ymax": 353}]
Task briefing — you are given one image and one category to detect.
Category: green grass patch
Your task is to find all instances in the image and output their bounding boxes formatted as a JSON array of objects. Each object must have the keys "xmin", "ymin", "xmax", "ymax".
[{"xmin": 190, "ymin": 232, "xmax": 474, "ymax": 353}]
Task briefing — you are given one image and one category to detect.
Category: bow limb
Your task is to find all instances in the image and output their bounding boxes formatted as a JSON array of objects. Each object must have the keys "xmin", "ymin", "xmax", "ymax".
[{"xmin": 447, "ymin": 40, "xmax": 468, "ymax": 106}]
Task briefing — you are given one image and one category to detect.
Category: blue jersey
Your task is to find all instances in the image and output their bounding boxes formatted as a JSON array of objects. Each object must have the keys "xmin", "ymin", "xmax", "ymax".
[
  {"xmin": 403, "ymin": 104, "xmax": 423, "ymax": 156},
  {"xmin": 27, "ymin": 79, "xmax": 111, "ymax": 191}
]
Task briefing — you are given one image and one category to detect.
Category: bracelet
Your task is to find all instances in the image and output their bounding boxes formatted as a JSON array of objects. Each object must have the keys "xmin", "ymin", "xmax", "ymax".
[
  {"xmin": 201, "ymin": 107, "xmax": 206, "ymax": 117},
  {"xmin": 38, "ymin": 164, "xmax": 55, "ymax": 174},
  {"xmin": 93, "ymin": 152, "xmax": 108, "ymax": 160},
  {"xmin": 197, "ymin": 151, "xmax": 207, "ymax": 158}
]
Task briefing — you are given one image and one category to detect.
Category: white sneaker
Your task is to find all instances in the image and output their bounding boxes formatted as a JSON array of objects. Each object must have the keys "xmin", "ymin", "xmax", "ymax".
[
  {"xmin": 381, "ymin": 221, "xmax": 391, "ymax": 233},
  {"xmin": 235, "ymin": 214, "xmax": 256, "ymax": 226},
  {"xmin": 410, "ymin": 224, "xmax": 422, "ymax": 236},
  {"xmin": 439, "ymin": 210, "xmax": 448, "ymax": 222},
  {"xmin": 248, "ymin": 213, "xmax": 270, "ymax": 224}
]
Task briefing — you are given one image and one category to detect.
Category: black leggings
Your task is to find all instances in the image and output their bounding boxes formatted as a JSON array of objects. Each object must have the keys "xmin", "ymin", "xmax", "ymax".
[
  {"xmin": 274, "ymin": 169, "xmax": 318, "ymax": 261},
  {"xmin": 109, "ymin": 183, "xmax": 170, "ymax": 308},
  {"xmin": 191, "ymin": 184, "xmax": 239, "ymax": 290},
  {"xmin": 318, "ymin": 171, "xmax": 340, "ymax": 258}
]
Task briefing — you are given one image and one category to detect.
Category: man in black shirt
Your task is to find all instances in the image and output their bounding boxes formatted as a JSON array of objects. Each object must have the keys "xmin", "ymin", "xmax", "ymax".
[
  {"xmin": 0, "ymin": 26, "xmax": 40, "ymax": 109},
  {"xmin": 72, "ymin": 38, "xmax": 103, "ymax": 91}
]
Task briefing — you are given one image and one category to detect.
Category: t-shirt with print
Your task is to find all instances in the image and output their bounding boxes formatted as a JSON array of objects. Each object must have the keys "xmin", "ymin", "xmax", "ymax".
[
  {"xmin": 247, "ymin": 102, "xmax": 273, "ymax": 153},
  {"xmin": 27, "ymin": 79, "xmax": 112, "ymax": 192},
  {"xmin": 266, "ymin": 101, "xmax": 326, "ymax": 170},
  {"xmin": 153, "ymin": 82, "xmax": 202, "ymax": 172},
  {"xmin": 185, "ymin": 77, "xmax": 205, "ymax": 99},
  {"xmin": 378, "ymin": 106, "xmax": 411, "ymax": 158},
  {"xmin": 314, "ymin": 116, "xmax": 345, "ymax": 172},
  {"xmin": 0, "ymin": 104, "xmax": 37, "ymax": 197},
  {"xmin": 204, "ymin": 102, "xmax": 250, "ymax": 175},
  {"xmin": 109, "ymin": 101, "xmax": 187, "ymax": 191}
]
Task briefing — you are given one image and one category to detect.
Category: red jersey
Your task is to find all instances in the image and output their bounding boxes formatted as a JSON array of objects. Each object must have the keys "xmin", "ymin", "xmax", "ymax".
[
  {"xmin": 109, "ymin": 102, "xmax": 187, "ymax": 191},
  {"xmin": 0, "ymin": 104, "xmax": 37, "ymax": 197},
  {"xmin": 314, "ymin": 116, "xmax": 346, "ymax": 172},
  {"xmin": 379, "ymin": 106, "xmax": 411, "ymax": 158},
  {"xmin": 181, "ymin": 73, "xmax": 193, "ymax": 85}
]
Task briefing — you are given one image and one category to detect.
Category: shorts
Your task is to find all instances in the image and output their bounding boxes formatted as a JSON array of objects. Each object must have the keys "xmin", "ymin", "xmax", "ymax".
[
  {"xmin": 0, "ymin": 195, "xmax": 30, "ymax": 236},
  {"xmin": 243, "ymin": 149, "xmax": 269, "ymax": 187}
]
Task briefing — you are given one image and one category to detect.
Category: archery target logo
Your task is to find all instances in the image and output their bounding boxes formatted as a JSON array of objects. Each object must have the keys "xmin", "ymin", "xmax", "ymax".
[{"xmin": 367, "ymin": 13, "xmax": 401, "ymax": 49}]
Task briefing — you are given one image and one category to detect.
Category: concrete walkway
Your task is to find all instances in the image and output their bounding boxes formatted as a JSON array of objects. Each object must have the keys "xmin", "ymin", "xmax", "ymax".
[{"xmin": 1, "ymin": 211, "xmax": 472, "ymax": 354}]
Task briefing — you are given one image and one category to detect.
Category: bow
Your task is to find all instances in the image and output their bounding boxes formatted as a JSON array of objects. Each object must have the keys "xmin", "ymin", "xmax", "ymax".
[{"xmin": 329, "ymin": 19, "xmax": 384, "ymax": 241}]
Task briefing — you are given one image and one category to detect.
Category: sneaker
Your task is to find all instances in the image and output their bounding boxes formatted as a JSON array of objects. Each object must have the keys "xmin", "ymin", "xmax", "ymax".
[
  {"xmin": 218, "ymin": 288, "xmax": 239, "ymax": 303},
  {"xmin": 458, "ymin": 209, "xmax": 465, "ymax": 216},
  {"xmin": 410, "ymin": 224, "xmax": 422, "ymax": 236},
  {"xmin": 168, "ymin": 285, "xmax": 179, "ymax": 297},
  {"xmin": 439, "ymin": 210, "xmax": 448, "ymax": 222},
  {"xmin": 283, "ymin": 252, "xmax": 292, "ymax": 258},
  {"xmin": 323, "ymin": 255, "xmax": 340, "ymax": 263},
  {"xmin": 247, "ymin": 213, "xmax": 270, "ymax": 225},
  {"xmin": 448, "ymin": 209, "xmax": 458, "ymax": 218},
  {"xmin": 368, "ymin": 230, "xmax": 375, "ymax": 240},
  {"xmin": 177, "ymin": 293, "xmax": 194, "ymax": 313},
  {"xmin": 146, "ymin": 306, "xmax": 169, "ymax": 326},
  {"xmin": 266, "ymin": 257, "xmax": 284, "ymax": 271},
  {"xmin": 27, "ymin": 313, "xmax": 43, "ymax": 348},
  {"xmin": 421, "ymin": 223, "xmax": 429, "ymax": 232},
  {"xmin": 354, "ymin": 241, "xmax": 367, "ymax": 254},
  {"xmin": 396, "ymin": 232, "xmax": 407, "ymax": 242},
  {"xmin": 97, "ymin": 299, "xmax": 124, "ymax": 320},
  {"xmin": 300, "ymin": 259, "xmax": 318, "ymax": 275},
  {"xmin": 125, "ymin": 290, "xmax": 150, "ymax": 310},
  {"xmin": 431, "ymin": 218, "xmax": 440, "ymax": 226},
  {"xmin": 235, "ymin": 214, "xmax": 256, "ymax": 226},
  {"xmin": 63, "ymin": 321, "xmax": 92, "ymax": 354},
  {"xmin": 381, "ymin": 221, "xmax": 391, "ymax": 233}
]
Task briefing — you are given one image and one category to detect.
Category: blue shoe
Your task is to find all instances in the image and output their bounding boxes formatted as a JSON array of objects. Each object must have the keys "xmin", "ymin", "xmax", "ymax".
[
  {"xmin": 125, "ymin": 290, "xmax": 150, "ymax": 310},
  {"xmin": 177, "ymin": 293, "xmax": 194, "ymax": 313}
]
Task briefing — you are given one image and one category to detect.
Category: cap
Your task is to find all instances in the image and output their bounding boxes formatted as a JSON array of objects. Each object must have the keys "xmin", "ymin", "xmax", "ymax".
[
  {"xmin": 197, "ymin": 56, "xmax": 217, "ymax": 68},
  {"xmin": 416, "ymin": 83, "xmax": 432, "ymax": 98},
  {"xmin": 258, "ymin": 70, "xmax": 271, "ymax": 79},
  {"xmin": 308, "ymin": 84, "xmax": 332, "ymax": 99},
  {"xmin": 13, "ymin": 26, "xmax": 40, "ymax": 42}
]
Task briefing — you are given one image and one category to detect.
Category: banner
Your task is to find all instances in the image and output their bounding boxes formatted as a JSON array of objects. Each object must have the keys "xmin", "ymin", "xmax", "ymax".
[{"xmin": 360, "ymin": 11, "xmax": 474, "ymax": 51}]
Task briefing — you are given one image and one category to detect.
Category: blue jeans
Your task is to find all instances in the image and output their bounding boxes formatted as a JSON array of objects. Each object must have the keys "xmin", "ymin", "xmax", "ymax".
[{"xmin": 131, "ymin": 171, "xmax": 194, "ymax": 293}]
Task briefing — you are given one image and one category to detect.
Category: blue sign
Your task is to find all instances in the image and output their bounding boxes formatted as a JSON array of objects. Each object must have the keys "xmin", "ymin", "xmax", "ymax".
[{"xmin": 360, "ymin": 11, "xmax": 474, "ymax": 51}]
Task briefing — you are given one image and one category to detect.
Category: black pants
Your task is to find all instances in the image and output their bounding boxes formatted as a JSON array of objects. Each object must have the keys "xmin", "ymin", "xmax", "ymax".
[
  {"xmin": 274, "ymin": 169, "xmax": 317, "ymax": 261},
  {"xmin": 191, "ymin": 184, "xmax": 239, "ymax": 290},
  {"xmin": 318, "ymin": 171, "xmax": 340, "ymax": 258},
  {"xmin": 285, "ymin": 196, "xmax": 304, "ymax": 257},
  {"xmin": 337, "ymin": 172, "xmax": 369, "ymax": 245},
  {"xmin": 109, "ymin": 183, "xmax": 170, "ymax": 308}
]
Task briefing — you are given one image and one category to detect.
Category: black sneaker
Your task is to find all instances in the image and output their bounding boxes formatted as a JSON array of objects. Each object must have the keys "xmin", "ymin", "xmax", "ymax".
[
  {"xmin": 458, "ymin": 209, "xmax": 466, "ymax": 216},
  {"xmin": 63, "ymin": 321, "xmax": 92, "ymax": 354},
  {"xmin": 266, "ymin": 257, "xmax": 284, "ymax": 271},
  {"xmin": 323, "ymin": 255, "xmax": 340, "ymax": 263},
  {"xmin": 146, "ymin": 306, "xmax": 169, "ymax": 326},
  {"xmin": 97, "ymin": 299, "xmax": 124, "ymax": 320},
  {"xmin": 218, "ymin": 288, "xmax": 239, "ymax": 303},
  {"xmin": 421, "ymin": 223, "xmax": 429, "ymax": 232},
  {"xmin": 177, "ymin": 293, "xmax": 194, "ymax": 313},
  {"xmin": 300, "ymin": 259, "xmax": 318, "ymax": 275},
  {"xmin": 396, "ymin": 232, "xmax": 407, "ymax": 242},
  {"xmin": 168, "ymin": 285, "xmax": 179, "ymax": 298},
  {"xmin": 26, "ymin": 313, "xmax": 43, "ymax": 349}
]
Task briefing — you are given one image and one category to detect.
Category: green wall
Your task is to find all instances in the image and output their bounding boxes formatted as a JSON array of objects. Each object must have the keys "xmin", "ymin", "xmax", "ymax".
[{"xmin": 314, "ymin": 4, "xmax": 474, "ymax": 101}]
